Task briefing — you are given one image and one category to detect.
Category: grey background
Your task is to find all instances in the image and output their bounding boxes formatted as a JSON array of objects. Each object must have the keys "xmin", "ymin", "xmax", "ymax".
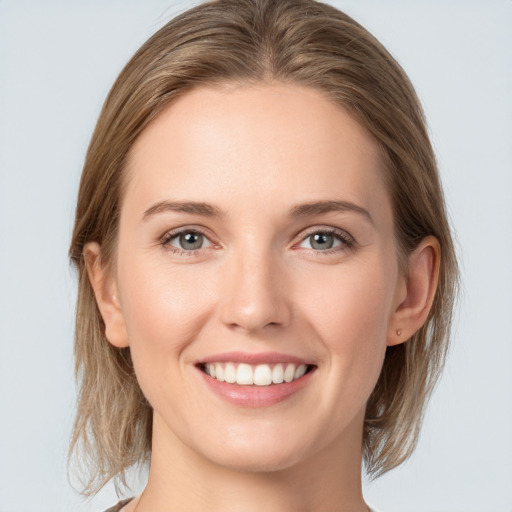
[{"xmin": 0, "ymin": 1, "xmax": 511, "ymax": 511}]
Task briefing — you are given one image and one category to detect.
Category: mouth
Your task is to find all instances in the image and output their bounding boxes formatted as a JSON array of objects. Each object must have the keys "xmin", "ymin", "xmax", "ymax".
[{"xmin": 197, "ymin": 362, "xmax": 317, "ymax": 386}]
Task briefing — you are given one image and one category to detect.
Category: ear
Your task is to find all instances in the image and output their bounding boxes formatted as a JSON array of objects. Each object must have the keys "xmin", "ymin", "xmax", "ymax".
[
  {"xmin": 387, "ymin": 236, "xmax": 441, "ymax": 346},
  {"xmin": 84, "ymin": 242, "xmax": 130, "ymax": 348}
]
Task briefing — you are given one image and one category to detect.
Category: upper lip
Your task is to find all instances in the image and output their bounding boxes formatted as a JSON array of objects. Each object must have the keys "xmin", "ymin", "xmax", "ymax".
[{"xmin": 198, "ymin": 351, "xmax": 314, "ymax": 365}]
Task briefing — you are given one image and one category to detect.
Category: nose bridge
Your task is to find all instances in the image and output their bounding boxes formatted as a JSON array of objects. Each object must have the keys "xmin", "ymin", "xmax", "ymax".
[{"xmin": 219, "ymin": 236, "xmax": 291, "ymax": 333}]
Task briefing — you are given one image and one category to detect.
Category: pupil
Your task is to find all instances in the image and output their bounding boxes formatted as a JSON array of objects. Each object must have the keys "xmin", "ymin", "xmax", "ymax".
[
  {"xmin": 311, "ymin": 233, "xmax": 333, "ymax": 250},
  {"xmin": 180, "ymin": 232, "xmax": 202, "ymax": 250}
]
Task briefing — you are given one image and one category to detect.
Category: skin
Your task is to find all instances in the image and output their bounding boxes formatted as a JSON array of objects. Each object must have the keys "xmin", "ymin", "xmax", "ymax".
[{"xmin": 86, "ymin": 82, "xmax": 440, "ymax": 512}]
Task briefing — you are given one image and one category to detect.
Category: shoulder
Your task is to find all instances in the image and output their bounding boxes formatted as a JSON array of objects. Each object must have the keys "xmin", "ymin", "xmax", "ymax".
[
  {"xmin": 102, "ymin": 498, "xmax": 134, "ymax": 512},
  {"xmin": 103, "ymin": 499, "xmax": 380, "ymax": 512}
]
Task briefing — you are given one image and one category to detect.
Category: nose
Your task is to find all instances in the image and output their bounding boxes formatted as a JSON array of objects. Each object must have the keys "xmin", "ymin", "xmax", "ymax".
[{"xmin": 219, "ymin": 246, "xmax": 292, "ymax": 334}]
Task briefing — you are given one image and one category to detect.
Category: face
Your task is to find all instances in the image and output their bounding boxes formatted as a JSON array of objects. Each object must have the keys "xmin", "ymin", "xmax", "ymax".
[{"xmin": 105, "ymin": 82, "xmax": 406, "ymax": 472}]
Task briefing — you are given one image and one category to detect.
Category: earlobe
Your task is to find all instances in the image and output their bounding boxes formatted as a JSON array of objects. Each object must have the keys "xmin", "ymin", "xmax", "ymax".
[
  {"xmin": 83, "ymin": 242, "xmax": 130, "ymax": 348},
  {"xmin": 387, "ymin": 236, "xmax": 441, "ymax": 346}
]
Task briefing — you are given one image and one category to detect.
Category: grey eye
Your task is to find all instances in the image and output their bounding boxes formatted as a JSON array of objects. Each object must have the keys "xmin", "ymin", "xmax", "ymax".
[
  {"xmin": 179, "ymin": 232, "xmax": 203, "ymax": 250},
  {"xmin": 309, "ymin": 233, "xmax": 335, "ymax": 250},
  {"xmin": 298, "ymin": 230, "xmax": 349, "ymax": 252},
  {"xmin": 169, "ymin": 231, "xmax": 209, "ymax": 251}
]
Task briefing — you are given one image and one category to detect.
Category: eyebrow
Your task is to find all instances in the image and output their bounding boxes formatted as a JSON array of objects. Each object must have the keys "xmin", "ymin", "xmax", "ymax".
[
  {"xmin": 143, "ymin": 200, "xmax": 226, "ymax": 220},
  {"xmin": 288, "ymin": 200, "xmax": 373, "ymax": 225},
  {"xmin": 142, "ymin": 199, "xmax": 373, "ymax": 224}
]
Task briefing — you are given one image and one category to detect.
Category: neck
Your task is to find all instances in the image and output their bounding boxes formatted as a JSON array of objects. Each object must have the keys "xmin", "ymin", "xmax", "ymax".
[{"xmin": 133, "ymin": 411, "xmax": 368, "ymax": 512}]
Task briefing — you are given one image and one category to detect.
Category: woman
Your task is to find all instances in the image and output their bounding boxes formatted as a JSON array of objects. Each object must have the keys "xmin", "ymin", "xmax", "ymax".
[{"xmin": 68, "ymin": 1, "xmax": 458, "ymax": 511}]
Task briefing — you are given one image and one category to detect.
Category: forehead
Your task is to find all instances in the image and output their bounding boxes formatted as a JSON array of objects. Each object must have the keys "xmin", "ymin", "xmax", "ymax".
[{"xmin": 124, "ymin": 82, "xmax": 390, "ymax": 221}]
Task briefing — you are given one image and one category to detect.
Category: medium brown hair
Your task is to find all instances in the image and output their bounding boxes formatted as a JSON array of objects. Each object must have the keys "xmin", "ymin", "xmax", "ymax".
[{"xmin": 69, "ymin": 0, "xmax": 458, "ymax": 496}]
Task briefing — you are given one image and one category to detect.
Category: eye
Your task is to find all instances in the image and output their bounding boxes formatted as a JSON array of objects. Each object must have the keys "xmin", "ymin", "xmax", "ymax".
[
  {"xmin": 161, "ymin": 228, "xmax": 213, "ymax": 254},
  {"xmin": 297, "ymin": 228, "xmax": 354, "ymax": 253}
]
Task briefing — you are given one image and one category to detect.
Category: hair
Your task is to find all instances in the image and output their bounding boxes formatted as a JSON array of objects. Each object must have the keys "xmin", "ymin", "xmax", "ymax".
[{"xmin": 68, "ymin": 0, "xmax": 459, "ymax": 497}]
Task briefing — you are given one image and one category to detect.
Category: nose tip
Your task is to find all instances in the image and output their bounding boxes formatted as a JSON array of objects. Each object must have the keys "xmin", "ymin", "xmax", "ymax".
[
  {"xmin": 224, "ymin": 299, "xmax": 282, "ymax": 332},
  {"xmin": 219, "ymin": 255, "xmax": 291, "ymax": 333}
]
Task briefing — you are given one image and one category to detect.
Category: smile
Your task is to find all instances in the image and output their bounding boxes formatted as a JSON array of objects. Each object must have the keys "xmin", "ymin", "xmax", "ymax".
[
  {"xmin": 200, "ymin": 362, "xmax": 314, "ymax": 386},
  {"xmin": 196, "ymin": 352, "xmax": 317, "ymax": 407}
]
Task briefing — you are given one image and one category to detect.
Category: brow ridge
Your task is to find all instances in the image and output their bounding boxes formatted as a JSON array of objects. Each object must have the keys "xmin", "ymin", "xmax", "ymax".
[
  {"xmin": 288, "ymin": 200, "xmax": 373, "ymax": 224},
  {"xmin": 143, "ymin": 200, "xmax": 225, "ymax": 220},
  {"xmin": 142, "ymin": 199, "xmax": 372, "ymax": 224}
]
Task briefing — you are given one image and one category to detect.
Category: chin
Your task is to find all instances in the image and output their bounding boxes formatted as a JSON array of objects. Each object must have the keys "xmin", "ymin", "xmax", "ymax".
[
  {"xmin": 190, "ymin": 423, "xmax": 318, "ymax": 474},
  {"xmin": 207, "ymin": 444, "xmax": 308, "ymax": 474}
]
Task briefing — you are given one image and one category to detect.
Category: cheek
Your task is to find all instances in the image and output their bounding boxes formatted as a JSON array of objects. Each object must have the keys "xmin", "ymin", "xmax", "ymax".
[
  {"xmin": 300, "ymin": 260, "xmax": 396, "ymax": 346},
  {"xmin": 115, "ymin": 257, "xmax": 222, "ymax": 418},
  {"xmin": 116, "ymin": 256, "xmax": 216, "ymax": 372},
  {"xmin": 295, "ymin": 254, "xmax": 397, "ymax": 404}
]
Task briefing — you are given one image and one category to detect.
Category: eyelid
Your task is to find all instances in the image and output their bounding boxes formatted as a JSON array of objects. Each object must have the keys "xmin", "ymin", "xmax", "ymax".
[
  {"xmin": 160, "ymin": 226, "xmax": 216, "ymax": 254},
  {"xmin": 160, "ymin": 225, "xmax": 210, "ymax": 242},
  {"xmin": 294, "ymin": 225, "xmax": 356, "ymax": 253},
  {"xmin": 299, "ymin": 225, "xmax": 354, "ymax": 239},
  {"xmin": 158, "ymin": 224, "xmax": 356, "ymax": 256}
]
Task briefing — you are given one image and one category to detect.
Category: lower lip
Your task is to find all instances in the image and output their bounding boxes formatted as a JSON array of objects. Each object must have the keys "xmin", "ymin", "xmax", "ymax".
[{"xmin": 198, "ymin": 367, "xmax": 315, "ymax": 407}]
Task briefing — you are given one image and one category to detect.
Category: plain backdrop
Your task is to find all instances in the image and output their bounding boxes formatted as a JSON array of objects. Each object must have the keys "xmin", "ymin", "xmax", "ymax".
[{"xmin": 0, "ymin": 1, "xmax": 511, "ymax": 511}]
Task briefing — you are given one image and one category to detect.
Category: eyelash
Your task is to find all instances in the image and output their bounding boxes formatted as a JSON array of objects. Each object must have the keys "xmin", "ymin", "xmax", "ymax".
[
  {"xmin": 159, "ymin": 226, "xmax": 355, "ymax": 256},
  {"xmin": 159, "ymin": 227, "xmax": 213, "ymax": 257},
  {"xmin": 297, "ymin": 227, "xmax": 355, "ymax": 255}
]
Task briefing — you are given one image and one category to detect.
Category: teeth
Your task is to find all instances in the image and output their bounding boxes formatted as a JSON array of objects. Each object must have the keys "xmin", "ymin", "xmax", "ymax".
[
  {"xmin": 206, "ymin": 363, "xmax": 216, "ymax": 378},
  {"xmin": 215, "ymin": 364, "xmax": 225, "ymax": 382},
  {"xmin": 224, "ymin": 363, "xmax": 236, "ymax": 383},
  {"xmin": 204, "ymin": 362, "xmax": 310, "ymax": 386},
  {"xmin": 236, "ymin": 364, "xmax": 254, "ymax": 385},
  {"xmin": 284, "ymin": 363, "xmax": 295, "ymax": 383},
  {"xmin": 294, "ymin": 364, "xmax": 307, "ymax": 380},
  {"xmin": 271, "ymin": 364, "xmax": 284, "ymax": 384},
  {"xmin": 254, "ymin": 364, "xmax": 272, "ymax": 386}
]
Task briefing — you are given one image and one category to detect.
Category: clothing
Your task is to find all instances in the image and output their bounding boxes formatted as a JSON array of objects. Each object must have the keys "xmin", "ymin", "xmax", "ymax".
[
  {"xmin": 103, "ymin": 498, "xmax": 380, "ymax": 512},
  {"xmin": 103, "ymin": 498, "xmax": 134, "ymax": 512}
]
